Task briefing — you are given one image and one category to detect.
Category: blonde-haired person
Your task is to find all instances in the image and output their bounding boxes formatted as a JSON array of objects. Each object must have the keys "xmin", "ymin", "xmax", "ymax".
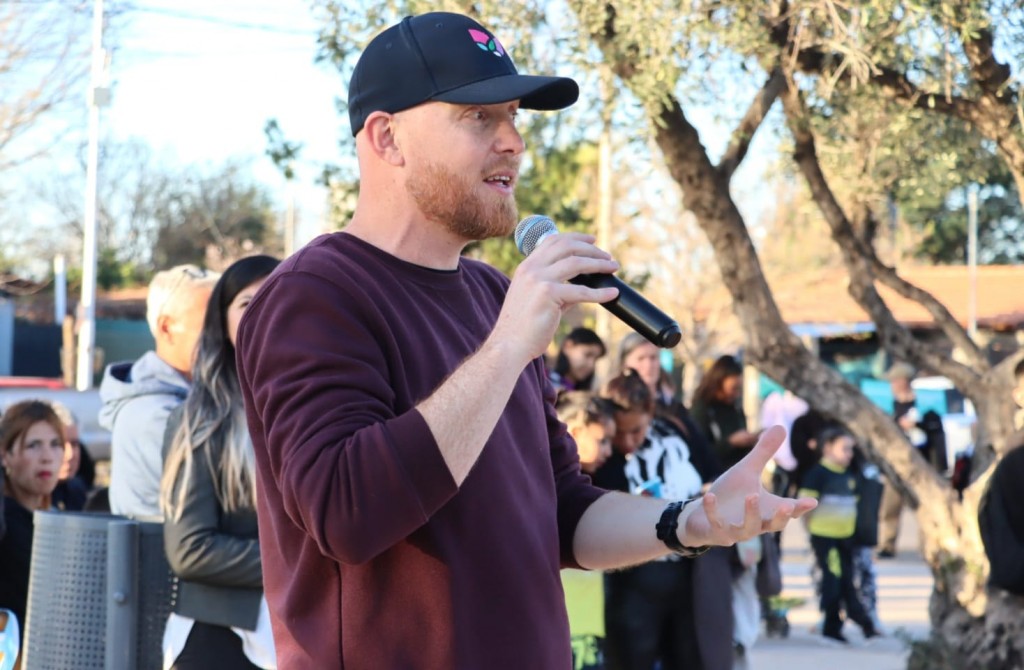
[
  {"xmin": 0, "ymin": 400, "xmax": 67, "ymax": 659},
  {"xmin": 160, "ymin": 255, "xmax": 279, "ymax": 670},
  {"xmin": 100, "ymin": 264, "xmax": 219, "ymax": 517}
]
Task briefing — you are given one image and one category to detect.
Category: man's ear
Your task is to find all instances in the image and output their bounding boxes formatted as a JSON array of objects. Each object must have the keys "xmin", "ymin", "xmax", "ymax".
[
  {"xmin": 362, "ymin": 112, "xmax": 404, "ymax": 166},
  {"xmin": 155, "ymin": 313, "xmax": 176, "ymax": 344}
]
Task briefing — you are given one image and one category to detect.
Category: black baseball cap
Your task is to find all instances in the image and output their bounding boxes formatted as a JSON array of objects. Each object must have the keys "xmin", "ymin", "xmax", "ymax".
[{"xmin": 348, "ymin": 12, "xmax": 579, "ymax": 136}]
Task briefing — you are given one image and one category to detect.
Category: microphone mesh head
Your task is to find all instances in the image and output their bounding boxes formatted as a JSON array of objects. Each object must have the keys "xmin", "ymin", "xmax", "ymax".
[{"xmin": 514, "ymin": 215, "xmax": 558, "ymax": 256}]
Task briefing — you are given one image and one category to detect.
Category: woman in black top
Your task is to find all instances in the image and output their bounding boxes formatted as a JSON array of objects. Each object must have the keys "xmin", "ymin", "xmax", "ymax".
[
  {"xmin": 690, "ymin": 355, "xmax": 761, "ymax": 470},
  {"xmin": 0, "ymin": 401, "xmax": 67, "ymax": 647}
]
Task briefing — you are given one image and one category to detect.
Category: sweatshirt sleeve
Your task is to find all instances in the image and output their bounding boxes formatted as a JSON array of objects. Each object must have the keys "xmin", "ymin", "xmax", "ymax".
[
  {"xmin": 536, "ymin": 364, "xmax": 609, "ymax": 569},
  {"xmin": 236, "ymin": 270, "xmax": 458, "ymax": 566}
]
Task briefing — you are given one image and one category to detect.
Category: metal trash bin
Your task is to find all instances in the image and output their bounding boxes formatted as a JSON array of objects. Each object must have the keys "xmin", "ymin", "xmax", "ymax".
[{"xmin": 22, "ymin": 512, "xmax": 175, "ymax": 670}]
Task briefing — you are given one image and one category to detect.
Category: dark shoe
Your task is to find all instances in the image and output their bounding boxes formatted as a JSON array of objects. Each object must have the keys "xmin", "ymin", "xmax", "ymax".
[
  {"xmin": 862, "ymin": 624, "xmax": 882, "ymax": 640},
  {"xmin": 876, "ymin": 549, "xmax": 896, "ymax": 559},
  {"xmin": 822, "ymin": 630, "xmax": 849, "ymax": 645}
]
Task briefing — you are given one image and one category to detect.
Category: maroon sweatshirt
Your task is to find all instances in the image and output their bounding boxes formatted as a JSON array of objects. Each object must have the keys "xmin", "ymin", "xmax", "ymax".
[{"xmin": 236, "ymin": 233, "xmax": 607, "ymax": 669}]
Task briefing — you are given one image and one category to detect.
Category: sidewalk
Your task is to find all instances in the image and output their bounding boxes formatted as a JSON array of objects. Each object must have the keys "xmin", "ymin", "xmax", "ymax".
[{"xmin": 747, "ymin": 508, "xmax": 931, "ymax": 669}]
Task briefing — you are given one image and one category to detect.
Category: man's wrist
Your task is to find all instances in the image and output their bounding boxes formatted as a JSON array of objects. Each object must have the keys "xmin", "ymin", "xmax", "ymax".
[{"xmin": 656, "ymin": 498, "xmax": 709, "ymax": 558}]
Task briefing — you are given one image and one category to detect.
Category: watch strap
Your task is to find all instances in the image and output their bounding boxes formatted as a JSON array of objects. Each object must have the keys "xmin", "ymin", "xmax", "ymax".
[{"xmin": 656, "ymin": 498, "xmax": 709, "ymax": 558}]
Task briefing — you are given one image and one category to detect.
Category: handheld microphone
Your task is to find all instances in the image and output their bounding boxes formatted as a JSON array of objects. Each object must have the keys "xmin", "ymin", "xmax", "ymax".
[{"xmin": 514, "ymin": 215, "xmax": 682, "ymax": 349}]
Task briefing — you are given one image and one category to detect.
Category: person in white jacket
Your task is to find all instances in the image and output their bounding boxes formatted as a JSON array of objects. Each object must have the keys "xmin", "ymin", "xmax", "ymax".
[{"xmin": 98, "ymin": 264, "xmax": 217, "ymax": 518}]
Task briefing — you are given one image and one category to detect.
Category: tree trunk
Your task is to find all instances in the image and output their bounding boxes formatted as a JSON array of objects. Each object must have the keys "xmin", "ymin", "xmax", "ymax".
[{"xmin": 582, "ymin": 3, "xmax": 1024, "ymax": 665}]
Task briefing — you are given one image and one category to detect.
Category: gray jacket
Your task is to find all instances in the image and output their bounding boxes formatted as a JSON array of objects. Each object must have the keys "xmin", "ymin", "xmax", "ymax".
[
  {"xmin": 99, "ymin": 351, "xmax": 189, "ymax": 518},
  {"xmin": 161, "ymin": 406, "xmax": 263, "ymax": 631}
]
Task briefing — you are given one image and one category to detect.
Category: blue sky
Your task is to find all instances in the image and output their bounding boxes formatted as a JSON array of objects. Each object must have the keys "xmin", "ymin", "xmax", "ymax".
[
  {"xmin": 108, "ymin": 0, "xmax": 341, "ymax": 241},
  {"xmin": 8, "ymin": 1, "xmax": 779, "ymax": 274}
]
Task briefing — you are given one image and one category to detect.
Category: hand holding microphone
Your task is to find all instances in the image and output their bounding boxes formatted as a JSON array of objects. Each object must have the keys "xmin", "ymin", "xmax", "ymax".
[{"xmin": 515, "ymin": 215, "xmax": 682, "ymax": 348}]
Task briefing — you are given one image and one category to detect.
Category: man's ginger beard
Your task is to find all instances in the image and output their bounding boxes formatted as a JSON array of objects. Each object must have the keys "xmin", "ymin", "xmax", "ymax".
[{"xmin": 406, "ymin": 159, "xmax": 518, "ymax": 241}]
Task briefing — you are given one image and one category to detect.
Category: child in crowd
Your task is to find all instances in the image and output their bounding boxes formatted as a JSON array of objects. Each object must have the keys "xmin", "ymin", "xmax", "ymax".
[
  {"xmin": 556, "ymin": 391, "xmax": 616, "ymax": 670},
  {"xmin": 549, "ymin": 328, "xmax": 607, "ymax": 394},
  {"xmin": 851, "ymin": 443, "xmax": 885, "ymax": 632},
  {"xmin": 798, "ymin": 426, "xmax": 879, "ymax": 644},
  {"xmin": 556, "ymin": 391, "xmax": 615, "ymax": 475}
]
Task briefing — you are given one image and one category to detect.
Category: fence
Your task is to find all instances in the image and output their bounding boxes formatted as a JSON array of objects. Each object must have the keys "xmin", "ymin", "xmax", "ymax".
[{"xmin": 22, "ymin": 512, "xmax": 175, "ymax": 670}]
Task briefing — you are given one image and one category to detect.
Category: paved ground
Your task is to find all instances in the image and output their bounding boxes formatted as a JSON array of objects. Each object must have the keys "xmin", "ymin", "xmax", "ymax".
[{"xmin": 747, "ymin": 508, "xmax": 931, "ymax": 669}]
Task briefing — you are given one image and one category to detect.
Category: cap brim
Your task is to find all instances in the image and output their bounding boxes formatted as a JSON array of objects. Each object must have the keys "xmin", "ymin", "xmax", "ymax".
[{"xmin": 433, "ymin": 74, "xmax": 579, "ymax": 110}]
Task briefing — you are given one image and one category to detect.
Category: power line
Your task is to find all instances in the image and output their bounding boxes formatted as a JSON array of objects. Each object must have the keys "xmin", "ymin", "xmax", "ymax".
[
  {"xmin": 124, "ymin": 45, "xmax": 316, "ymax": 59},
  {"xmin": 129, "ymin": 5, "xmax": 318, "ymax": 36}
]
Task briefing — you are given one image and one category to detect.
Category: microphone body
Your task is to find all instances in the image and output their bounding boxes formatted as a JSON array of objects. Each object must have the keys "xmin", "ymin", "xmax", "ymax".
[{"xmin": 514, "ymin": 215, "xmax": 682, "ymax": 349}]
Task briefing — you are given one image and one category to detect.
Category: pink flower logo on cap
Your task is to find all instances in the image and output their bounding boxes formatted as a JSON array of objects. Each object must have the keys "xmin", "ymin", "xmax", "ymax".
[{"xmin": 468, "ymin": 28, "xmax": 505, "ymax": 57}]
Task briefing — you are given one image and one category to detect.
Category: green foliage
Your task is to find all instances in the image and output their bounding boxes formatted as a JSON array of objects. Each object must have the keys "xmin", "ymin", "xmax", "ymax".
[
  {"xmin": 264, "ymin": 119, "xmax": 304, "ymax": 180},
  {"xmin": 726, "ymin": 0, "xmax": 1024, "ymax": 264},
  {"xmin": 96, "ymin": 247, "xmax": 145, "ymax": 290},
  {"xmin": 308, "ymin": 1, "xmax": 1024, "ymax": 271},
  {"xmin": 150, "ymin": 165, "xmax": 278, "ymax": 270},
  {"xmin": 59, "ymin": 248, "xmax": 144, "ymax": 291}
]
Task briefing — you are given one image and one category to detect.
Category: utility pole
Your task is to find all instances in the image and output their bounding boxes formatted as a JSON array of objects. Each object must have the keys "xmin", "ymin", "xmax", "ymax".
[
  {"xmin": 284, "ymin": 166, "xmax": 296, "ymax": 257},
  {"xmin": 76, "ymin": 0, "xmax": 109, "ymax": 390},
  {"xmin": 53, "ymin": 254, "xmax": 67, "ymax": 325},
  {"xmin": 595, "ymin": 64, "xmax": 614, "ymax": 359},
  {"xmin": 967, "ymin": 186, "xmax": 979, "ymax": 341}
]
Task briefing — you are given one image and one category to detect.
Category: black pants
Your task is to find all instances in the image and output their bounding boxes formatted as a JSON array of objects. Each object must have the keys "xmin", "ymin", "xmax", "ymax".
[
  {"xmin": 604, "ymin": 560, "xmax": 702, "ymax": 670},
  {"xmin": 171, "ymin": 621, "xmax": 262, "ymax": 670},
  {"xmin": 810, "ymin": 536, "xmax": 873, "ymax": 637}
]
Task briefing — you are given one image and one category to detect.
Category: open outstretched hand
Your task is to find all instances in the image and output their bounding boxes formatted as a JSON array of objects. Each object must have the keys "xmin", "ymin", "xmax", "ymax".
[{"xmin": 681, "ymin": 425, "xmax": 817, "ymax": 548}]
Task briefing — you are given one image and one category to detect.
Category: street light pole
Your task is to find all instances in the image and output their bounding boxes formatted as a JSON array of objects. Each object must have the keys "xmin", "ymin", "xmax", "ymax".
[
  {"xmin": 967, "ymin": 186, "xmax": 978, "ymax": 341},
  {"xmin": 595, "ymin": 64, "xmax": 614, "ymax": 352},
  {"xmin": 76, "ymin": 0, "xmax": 108, "ymax": 390}
]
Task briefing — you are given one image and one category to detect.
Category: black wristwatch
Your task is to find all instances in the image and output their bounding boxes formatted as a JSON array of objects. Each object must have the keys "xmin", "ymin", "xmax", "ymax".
[{"xmin": 656, "ymin": 498, "xmax": 710, "ymax": 558}]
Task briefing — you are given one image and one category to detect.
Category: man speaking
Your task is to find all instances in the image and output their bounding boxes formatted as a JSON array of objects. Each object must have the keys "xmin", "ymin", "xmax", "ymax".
[{"xmin": 236, "ymin": 11, "xmax": 815, "ymax": 668}]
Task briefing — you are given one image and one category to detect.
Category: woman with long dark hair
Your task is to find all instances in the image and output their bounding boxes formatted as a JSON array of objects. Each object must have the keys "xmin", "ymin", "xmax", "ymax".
[
  {"xmin": 160, "ymin": 255, "xmax": 280, "ymax": 670},
  {"xmin": 549, "ymin": 327, "xmax": 606, "ymax": 393},
  {"xmin": 691, "ymin": 355, "xmax": 761, "ymax": 470}
]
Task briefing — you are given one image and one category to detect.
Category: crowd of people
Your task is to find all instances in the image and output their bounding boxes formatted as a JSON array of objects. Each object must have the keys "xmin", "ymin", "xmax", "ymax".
[
  {"xmin": 548, "ymin": 329, "xmax": 883, "ymax": 668},
  {"xmin": 1, "ymin": 9, "xmax": 1023, "ymax": 670},
  {"xmin": 4, "ymin": 303, "xmax": 1021, "ymax": 670},
  {"xmin": 547, "ymin": 329, "xmax": 1024, "ymax": 668},
  {"xmin": 0, "ymin": 257, "xmax": 279, "ymax": 670}
]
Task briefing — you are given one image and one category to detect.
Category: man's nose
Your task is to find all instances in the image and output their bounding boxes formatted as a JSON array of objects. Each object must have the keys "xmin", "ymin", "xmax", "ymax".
[{"xmin": 495, "ymin": 118, "xmax": 525, "ymax": 155}]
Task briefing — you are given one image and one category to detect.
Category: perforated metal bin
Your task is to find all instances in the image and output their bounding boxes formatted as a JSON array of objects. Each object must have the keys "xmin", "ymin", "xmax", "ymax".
[{"xmin": 22, "ymin": 512, "xmax": 176, "ymax": 670}]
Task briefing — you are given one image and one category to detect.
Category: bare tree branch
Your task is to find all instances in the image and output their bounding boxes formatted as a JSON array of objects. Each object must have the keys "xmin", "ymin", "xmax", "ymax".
[
  {"xmin": 846, "ymin": 204, "xmax": 989, "ymax": 369},
  {"xmin": 717, "ymin": 67, "xmax": 786, "ymax": 182},
  {"xmin": 960, "ymin": 28, "xmax": 1014, "ymax": 101},
  {"xmin": 780, "ymin": 76, "xmax": 985, "ymax": 392}
]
